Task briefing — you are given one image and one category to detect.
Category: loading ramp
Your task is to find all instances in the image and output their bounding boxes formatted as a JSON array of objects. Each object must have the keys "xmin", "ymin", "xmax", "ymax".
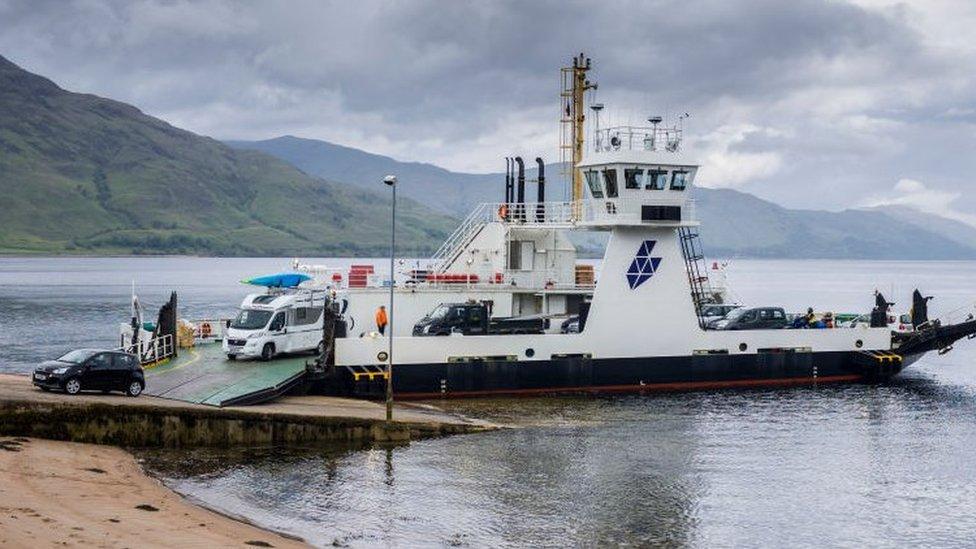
[{"xmin": 143, "ymin": 343, "xmax": 308, "ymax": 407}]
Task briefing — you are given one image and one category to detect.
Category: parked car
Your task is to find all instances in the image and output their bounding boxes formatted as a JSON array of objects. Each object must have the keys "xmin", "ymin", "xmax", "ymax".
[
  {"xmin": 33, "ymin": 349, "xmax": 145, "ymax": 397},
  {"xmin": 560, "ymin": 315, "xmax": 581, "ymax": 334},
  {"xmin": 413, "ymin": 302, "xmax": 548, "ymax": 336},
  {"xmin": 700, "ymin": 304, "xmax": 742, "ymax": 326},
  {"xmin": 712, "ymin": 307, "xmax": 788, "ymax": 330}
]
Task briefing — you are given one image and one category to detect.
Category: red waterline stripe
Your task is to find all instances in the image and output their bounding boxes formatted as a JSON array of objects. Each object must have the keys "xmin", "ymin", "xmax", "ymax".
[{"xmin": 394, "ymin": 374, "xmax": 865, "ymax": 400}]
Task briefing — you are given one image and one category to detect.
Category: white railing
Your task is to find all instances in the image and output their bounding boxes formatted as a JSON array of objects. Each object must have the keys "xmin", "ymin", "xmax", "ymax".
[
  {"xmin": 451, "ymin": 199, "xmax": 697, "ymax": 228},
  {"xmin": 594, "ymin": 125, "xmax": 683, "ymax": 153},
  {"xmin": 429, "ymin": 203, "xmax": 493, "ymax": 273},
  {"xmin": 504, "ymin": 269, "xmax": 595, "ymax": 291},
  {"xmin": 409, "ymin": 277, "xmax": 594, "ymax": 291},
  {"xmin": 119, "ymin": 333, "xmax": 175, "ymax": 366},
  {"xmin": 427, "ymin": 198, "xmax": 697, "ymax": 275}
]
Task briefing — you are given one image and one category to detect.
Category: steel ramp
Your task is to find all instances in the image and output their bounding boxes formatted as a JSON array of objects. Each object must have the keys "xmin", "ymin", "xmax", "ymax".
[{"xmin": 143, "ymin": 343, "xmax": 308, "ymax": 407}]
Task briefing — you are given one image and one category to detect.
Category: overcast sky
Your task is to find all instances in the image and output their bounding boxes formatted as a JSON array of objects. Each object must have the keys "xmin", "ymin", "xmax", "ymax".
[{"xmin": 2, "ymin": 0, "xmax": 975, "ymax": 222}]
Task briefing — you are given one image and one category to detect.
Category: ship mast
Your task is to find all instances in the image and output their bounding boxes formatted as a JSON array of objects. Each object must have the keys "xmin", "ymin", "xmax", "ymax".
[{"xmin": 560, "ymin": 52, "xmax": 597, "ymax": 219}]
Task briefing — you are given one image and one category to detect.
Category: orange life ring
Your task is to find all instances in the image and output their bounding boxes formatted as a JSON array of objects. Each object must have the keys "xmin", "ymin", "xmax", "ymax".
[
  {"xmin": 200, "ymin": 322, "xmax": 212, "ymax": 338},
  {"xmin": 498, "ymin": 204, "xmax": 508, "ymax": 219}
]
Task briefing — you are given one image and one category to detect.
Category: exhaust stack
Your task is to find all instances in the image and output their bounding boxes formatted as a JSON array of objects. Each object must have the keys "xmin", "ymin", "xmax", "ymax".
[
  {"xmin": 505, "ymin": 157, "xmax": 512, "ymax": 204},
  {"xmin": 515, "ymin": 156, "xmax": 525, "ymax": 221},
  {"xmin": 536, "ymin": 157, "xmax": 545, "ymax": 221}
]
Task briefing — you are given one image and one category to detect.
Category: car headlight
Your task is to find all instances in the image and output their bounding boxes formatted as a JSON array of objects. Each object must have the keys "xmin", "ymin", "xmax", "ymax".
[
  {"xmin": 247, "ymin": 331, "xmax": 265, "ymax": 339},
  {"xmin": 53, "ymin": 366, "xmax": 70, "ymax": 374}
]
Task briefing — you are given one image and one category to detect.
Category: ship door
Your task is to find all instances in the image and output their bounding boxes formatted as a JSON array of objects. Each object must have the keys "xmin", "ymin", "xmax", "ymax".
[{"xmin": 508, "ymin": 240, "xmax": 535, "ymax": 271}]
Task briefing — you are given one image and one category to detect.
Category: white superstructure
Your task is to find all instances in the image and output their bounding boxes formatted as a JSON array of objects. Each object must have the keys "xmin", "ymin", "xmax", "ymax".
[{"xmin": 333, "ymin": 116, "xmax": 892, "ymax": 372}]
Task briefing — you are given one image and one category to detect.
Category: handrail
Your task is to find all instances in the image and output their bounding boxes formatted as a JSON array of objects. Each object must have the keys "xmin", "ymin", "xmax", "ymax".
[
  {"xmin": 453, "ymin": 199, "xmax": 696, "ymax": 227},
  {"xmin": 594, "ymin": 125, "xmax": 683, "ymax": 153},
  {"xmin": 119, "ymin": 333, "xmax": 175, "ymax": 366},
  {"xmin": 429, "ymin": 203, "xmax": 493, "ymax": 273},
  {"xmin": 428, "ymin": 198, "xmax": 697, "ymax": 274}
]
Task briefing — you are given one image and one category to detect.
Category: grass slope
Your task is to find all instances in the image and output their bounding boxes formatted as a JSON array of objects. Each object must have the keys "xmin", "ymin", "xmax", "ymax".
[{"xmin": 0, "ymin": 55, "xmax": 455, "ymax": 256}]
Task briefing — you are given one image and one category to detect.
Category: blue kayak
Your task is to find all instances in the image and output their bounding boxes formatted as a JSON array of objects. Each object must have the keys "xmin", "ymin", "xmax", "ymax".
[{"xmin": 242, "ymin": 272, "xmax": 311, "ymax": 288}]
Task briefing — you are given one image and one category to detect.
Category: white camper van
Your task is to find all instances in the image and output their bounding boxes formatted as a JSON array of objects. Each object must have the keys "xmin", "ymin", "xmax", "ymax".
[{"xmin": 223, "ymin": 291, "xmax": 326, "ymax": 360}]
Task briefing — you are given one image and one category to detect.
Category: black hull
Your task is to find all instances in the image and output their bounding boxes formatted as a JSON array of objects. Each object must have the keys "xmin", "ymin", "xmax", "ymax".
[
  {"xmin": 314, "ymin": 319, "xmax": 976, "ymax": 400},
  {"xmin": 330, "ymin": 350, "xmax": 910, "ymax": 399}
]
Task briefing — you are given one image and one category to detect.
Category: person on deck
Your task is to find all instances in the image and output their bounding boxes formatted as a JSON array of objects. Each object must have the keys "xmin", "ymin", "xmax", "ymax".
[
  {"xmin": 805, "ymin": 307, "xmax": 816, "ymax": 328},
  {"xmin": 375, "ymin": 305, "xmax": 389, "ymax": 335}
]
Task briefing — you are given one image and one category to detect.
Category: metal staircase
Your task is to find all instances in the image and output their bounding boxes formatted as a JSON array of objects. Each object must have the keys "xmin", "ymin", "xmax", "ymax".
[
  {"xmin": 429, "ymin": 203, "xmax": 492, "ymax": 273},
  {"xmin": 678, "ymin": 227, "xmax": 714, "ymax": 328}
]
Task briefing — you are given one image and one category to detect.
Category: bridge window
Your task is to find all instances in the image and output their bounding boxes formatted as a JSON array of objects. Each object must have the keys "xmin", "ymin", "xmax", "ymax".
[
  {"xmin": 585, "ymin": 170, "xmax": 603, "ymax": 198},
  {"xmin": 624, "ymin": 168, "xmax": 644, "ymax": 189},
  {"xmin": 602, "ymin": 169, "xmax": 619, "ymax": 198},
  {"xmin": 646, "ymin": 170, "xmax": 668, "ymax": 190},
  {"xmin": 671, "ymin": 171, "xmax": 688, "ymax": 190}
]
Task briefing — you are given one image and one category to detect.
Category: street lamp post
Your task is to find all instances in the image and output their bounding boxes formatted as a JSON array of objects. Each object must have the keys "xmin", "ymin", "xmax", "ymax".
[{"xmin": 383, "ymin": 174, "xmax": 397, "ymax": 425}]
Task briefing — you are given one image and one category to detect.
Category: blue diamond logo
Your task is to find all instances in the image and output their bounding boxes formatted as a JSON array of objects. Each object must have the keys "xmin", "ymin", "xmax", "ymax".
[{"xmin": 626, "ymin": 240, "xmax": 662, "ymax": 290}]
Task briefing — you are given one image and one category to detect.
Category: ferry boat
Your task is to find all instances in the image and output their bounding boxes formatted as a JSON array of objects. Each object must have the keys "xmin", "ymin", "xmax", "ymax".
[
  {"xmin": 312, "ymin": 53, "xmax": 976, "ymax": 399},
  {"xmin": 124, "ymin": 54, "xmax": 976, "ymax": 406}
]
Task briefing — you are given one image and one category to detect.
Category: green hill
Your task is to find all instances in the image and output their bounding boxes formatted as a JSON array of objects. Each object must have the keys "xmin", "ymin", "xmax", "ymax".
[{"xmin": 0, "ymin": 55, "xmax": 455, "ymax": 256}]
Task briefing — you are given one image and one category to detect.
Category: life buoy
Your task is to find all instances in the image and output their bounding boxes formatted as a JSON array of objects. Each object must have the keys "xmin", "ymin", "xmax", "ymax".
[
  {"xmin": 498, "ymin": 204, "xmax": 508, "ymax": 220},
  {"xmin": 200, "ymin": 322, "xmax": 212, "ymax": 338}
]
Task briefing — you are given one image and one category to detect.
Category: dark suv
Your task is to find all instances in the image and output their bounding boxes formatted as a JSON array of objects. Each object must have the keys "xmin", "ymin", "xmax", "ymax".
[
  {"xmin": 713, "ymin": 307, "xmax": 788, "ymax": 330},
  {"xmin": 33, "ymin": 349, "xmax": 145, "ymax": 397}
]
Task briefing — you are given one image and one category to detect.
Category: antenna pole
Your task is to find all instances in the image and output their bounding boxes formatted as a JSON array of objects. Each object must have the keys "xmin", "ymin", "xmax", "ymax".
[{"xmin": 560, "ymin": 53, "xmax": 597, "ymax": 219}]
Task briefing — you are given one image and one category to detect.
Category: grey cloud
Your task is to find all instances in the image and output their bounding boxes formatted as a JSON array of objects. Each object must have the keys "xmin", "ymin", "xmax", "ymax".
[{"xmin": 0, "ymin": 0, "xmax": 974, "ymax": 215}]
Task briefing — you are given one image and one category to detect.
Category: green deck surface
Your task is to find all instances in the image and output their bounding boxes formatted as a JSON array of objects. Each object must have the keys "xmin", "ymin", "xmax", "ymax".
[{"xmin": 144, "ymin": 343, "xmax": 308, "ymax": 406}]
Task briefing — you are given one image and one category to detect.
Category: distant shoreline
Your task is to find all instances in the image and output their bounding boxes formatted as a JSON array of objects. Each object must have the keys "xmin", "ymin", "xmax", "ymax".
[{"xmin": 4, "ymin": 253, "xmax": 976, "ymax": 262}]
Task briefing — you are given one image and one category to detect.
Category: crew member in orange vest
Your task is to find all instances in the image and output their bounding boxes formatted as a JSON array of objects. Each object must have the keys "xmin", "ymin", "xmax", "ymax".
[{"xmin": 375, "ymin": 305, "xmax": 389, "ymax": 335}]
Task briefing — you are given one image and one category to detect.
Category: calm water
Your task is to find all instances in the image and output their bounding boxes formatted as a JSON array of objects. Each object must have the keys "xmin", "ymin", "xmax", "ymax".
[{"xmin": 4, "ymin": 257, "xmax": 976, "ymax": 547}]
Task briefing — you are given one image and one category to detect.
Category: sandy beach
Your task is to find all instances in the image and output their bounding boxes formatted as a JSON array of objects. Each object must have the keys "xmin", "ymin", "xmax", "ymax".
[{"xmin": 0, "ymin": 437, "xmax": 307, "ymax": 548}]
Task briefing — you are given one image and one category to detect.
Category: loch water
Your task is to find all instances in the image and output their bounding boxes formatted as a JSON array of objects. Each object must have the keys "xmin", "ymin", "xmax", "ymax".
[{"xmin": 3, "ymin": 257, "xmax": 976, "ymax": 547}]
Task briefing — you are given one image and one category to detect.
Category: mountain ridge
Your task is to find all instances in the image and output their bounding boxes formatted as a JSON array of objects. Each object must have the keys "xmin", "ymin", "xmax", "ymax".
[
  {"xmin": 0, "ymin": 54, "xmax": 455, "ymax": 256},
  {"xmin": 230, "ymin": 135, "xmax": 976, "ymax": 260},
  {"xmin": 1, "ymin": 52, "xmax": 973, "ymax": 260}
]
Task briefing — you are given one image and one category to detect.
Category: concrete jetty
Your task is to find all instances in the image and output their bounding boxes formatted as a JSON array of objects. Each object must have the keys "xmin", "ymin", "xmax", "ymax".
[{"xmin": 0, "ymin": 374, "xmax": 496, "ymax": 448}]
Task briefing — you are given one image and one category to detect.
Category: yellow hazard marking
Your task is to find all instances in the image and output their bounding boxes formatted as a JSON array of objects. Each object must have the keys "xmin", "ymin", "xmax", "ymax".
[
  {"xmin": 142, "ymin": 357, "xmax": 171, "ymax": 370},
  {"xmin": 149, "ymin": 348, "xmax": 200, "ymax": 375},
  {"xmin": 352, "ymin": 371, "xmax": 389, "ymax": 381}
]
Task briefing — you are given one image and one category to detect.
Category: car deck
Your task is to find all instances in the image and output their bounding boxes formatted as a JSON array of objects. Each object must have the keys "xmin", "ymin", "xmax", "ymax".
[{"xmin": 144, "ymin": 343, "xmax": 309, "ymax": 406}]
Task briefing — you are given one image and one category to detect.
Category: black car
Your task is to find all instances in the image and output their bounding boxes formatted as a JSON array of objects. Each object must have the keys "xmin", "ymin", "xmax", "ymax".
[
  {"xmin": 560, "ymin": 315, "xmax": 580, "ymax": 334},
  {"xmin": 33, "ymin": 349, "xmax": 145, "ymax": 397}
]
